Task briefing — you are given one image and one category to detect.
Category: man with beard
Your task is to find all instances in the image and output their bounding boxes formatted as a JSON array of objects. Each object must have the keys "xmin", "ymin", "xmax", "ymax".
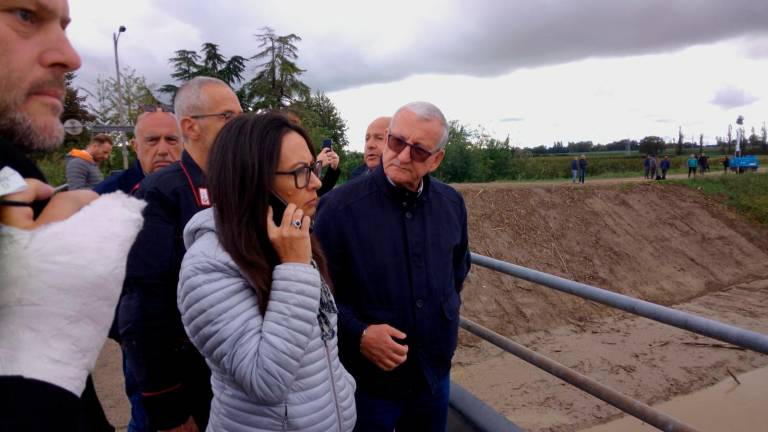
[{"xmin": 0, "ymin": 1, "xmax": 146, "ymax": 430}]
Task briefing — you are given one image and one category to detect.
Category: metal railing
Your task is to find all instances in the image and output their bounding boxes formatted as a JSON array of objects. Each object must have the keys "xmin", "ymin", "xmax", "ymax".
[{"xmin": 459, "ymin": 252, "xmax": 768, "ymax": 432}]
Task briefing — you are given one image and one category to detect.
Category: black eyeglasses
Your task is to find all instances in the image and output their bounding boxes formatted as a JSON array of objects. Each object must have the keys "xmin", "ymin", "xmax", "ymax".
[
  {"xmin": 275, "ymin": 161, "xmax": 323, "ymax": 189},
  {"xmin": 189, "ymin": 111, "xmax": 239, "ymax": 122},
  {"xmin": 386, "ymin": 134, "xmax": 440, "ymax": 163}
]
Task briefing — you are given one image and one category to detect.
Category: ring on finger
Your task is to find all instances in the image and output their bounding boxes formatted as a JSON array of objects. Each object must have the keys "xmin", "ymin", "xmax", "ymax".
[{"xmin": 292, "ymin": 219, "xmax": 302, "ymax": 229}]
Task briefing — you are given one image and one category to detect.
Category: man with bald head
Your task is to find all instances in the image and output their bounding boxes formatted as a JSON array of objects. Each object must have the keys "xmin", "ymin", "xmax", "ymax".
[
  {"xmin": 95, "ymin": 108, "xmax": 181, "ymax": 195},
  {"xmin": 350, "ymin": 116, "xmax": 390, "ymax": 179},
  {"xmin": 119, "ymin": 76, "xmax": 242, "ymax": 431},
  {"xmin": 315, "ymin": 102, "xmax": 470, "ymax": 431}
]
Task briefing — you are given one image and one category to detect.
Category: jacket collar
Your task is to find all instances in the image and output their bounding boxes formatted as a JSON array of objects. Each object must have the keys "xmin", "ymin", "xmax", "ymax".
[
  {"xmin": 372, "ymin": 163, "xmax": 431, "ymax": 207},
  {"xmin": 179, "ymin": 150, "xmax": 210, "ymax": 208}
]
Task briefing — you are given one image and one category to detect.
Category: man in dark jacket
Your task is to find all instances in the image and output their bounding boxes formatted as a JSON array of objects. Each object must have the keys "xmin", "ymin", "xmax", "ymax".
[
  {"xmin": 95, "ymin": 108, "xmax": 181, "ymax": 432},
  {"xmin": 314, "ymin": 102, "xmax": 471, "ymax": 432},
  {"xmin": 119, "ymin": 76, "xmax": 242, "ymax": 431},
  {"xmin": 349, "ymin": 116, "xmax": 390, "ymax": 180},
  {"xmin": 65, "ymin": 134, "xmax": 112, "ymax": 189},
  {"xmin": 660, "ymin": 156, "xmax": 671, "ymax": 179},
  {"xmin": 95, "ymin": 109, "xmax": 181, "ymax": 195}
]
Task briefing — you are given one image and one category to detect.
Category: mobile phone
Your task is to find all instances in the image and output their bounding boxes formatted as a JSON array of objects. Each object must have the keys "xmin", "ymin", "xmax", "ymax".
[
  {"xmin": 322, "ymin": 139, "xmax": 332, "ymax": 149},
  {"xmin": 269, "ymin": 193, "xmax": 287, "ymax": 226}
]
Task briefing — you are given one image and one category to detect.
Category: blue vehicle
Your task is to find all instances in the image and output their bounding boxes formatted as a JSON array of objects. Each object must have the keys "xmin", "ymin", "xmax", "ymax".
[{"xmin": 730, "ymin": 155, "xmax": 759, "ymax": 172}]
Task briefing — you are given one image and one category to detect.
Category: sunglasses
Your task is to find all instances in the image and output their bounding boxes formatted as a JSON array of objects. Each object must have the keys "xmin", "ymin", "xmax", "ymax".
[
  {"xmin": 386, "ymin": 134, "xmax": 440, "ymax": 163},
  {"xmin": 275, "ymin": 161, "xmax": 323, "ymax": 189}
]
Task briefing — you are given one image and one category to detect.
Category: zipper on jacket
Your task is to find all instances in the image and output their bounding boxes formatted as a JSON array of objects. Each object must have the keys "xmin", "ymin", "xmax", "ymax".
[
  {"xmin": 324, "ymin": 340, "xmax": 343, "ymax": 432},
  {"xmin": 282, "ymin": 404, "xmax": 288, "ymax": 432}
]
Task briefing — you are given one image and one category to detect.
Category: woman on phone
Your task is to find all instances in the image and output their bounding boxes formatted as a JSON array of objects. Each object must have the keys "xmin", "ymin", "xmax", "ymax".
[{"xmin": 178, "ymin": 113, "xmax": 356, "ymax": 431}]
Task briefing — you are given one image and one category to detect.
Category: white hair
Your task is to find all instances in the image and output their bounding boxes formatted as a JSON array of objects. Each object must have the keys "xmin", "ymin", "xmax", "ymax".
[
  {"xmin": 173, "ymin": 76, "xmax": 229, "ymax": 122},
  {"xmin": 392, "ymin": 101, "xmax": 449, "ymax": 149}
]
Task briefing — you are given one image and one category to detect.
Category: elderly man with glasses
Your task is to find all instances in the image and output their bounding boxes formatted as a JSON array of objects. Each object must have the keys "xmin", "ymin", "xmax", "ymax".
[
  {"xmin": 314, "ymin": 101, "xmax": 471, "ymax": 432},
  {"xmin": 118, "ymin": 76, "xmax": 242, "ymax": 432}
]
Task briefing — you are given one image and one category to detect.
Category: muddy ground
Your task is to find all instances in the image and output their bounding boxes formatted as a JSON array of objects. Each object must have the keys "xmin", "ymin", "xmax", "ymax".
[{"xmin": 94, "ymin": 179, "xmax": 768, "ymax": 431}]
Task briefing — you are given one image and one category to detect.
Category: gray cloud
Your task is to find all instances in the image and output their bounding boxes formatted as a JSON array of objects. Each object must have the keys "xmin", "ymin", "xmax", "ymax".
[
  {"xmin": 711, "ymin": 86, "xmax": 760, "ymax": 109},
  {"xmin": 499, "ymin": 117, "xmax": 525, "ymax": 123},
  {"xmin": 71, "ymin": 0, "xmax": 768, "ymax": 95}
]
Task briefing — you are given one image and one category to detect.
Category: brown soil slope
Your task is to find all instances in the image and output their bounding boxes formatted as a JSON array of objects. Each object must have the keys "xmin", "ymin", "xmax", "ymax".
[
  {"xmin": 451, "ymin": 181, "xmax": 768, "ymax": 431},
  {"xmin": 456, "ymin": 182, "xmax": 768, "ymax": 338}
]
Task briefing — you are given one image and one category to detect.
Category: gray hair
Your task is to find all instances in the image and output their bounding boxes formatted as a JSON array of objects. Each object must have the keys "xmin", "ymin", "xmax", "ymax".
[
  {"xmin": 173, "ymin": 76, "xmax": 229, "ymax": 122},
  {"xmin": 392, "ymin": 101, "xmax": 449, "ymax": 149}
]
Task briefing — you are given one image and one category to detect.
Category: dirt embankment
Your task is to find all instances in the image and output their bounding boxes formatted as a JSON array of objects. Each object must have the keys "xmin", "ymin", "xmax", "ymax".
[
  {"xmin": 457, "ymin": 182, "xmax": 768, "ymax": 338},
  {"xmin": 451, "ymin": 182, "xmax": 768, "ymax": 431}
]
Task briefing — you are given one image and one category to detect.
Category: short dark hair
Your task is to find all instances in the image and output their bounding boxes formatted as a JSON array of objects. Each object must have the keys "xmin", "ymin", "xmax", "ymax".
[
  {"xmin": 207, "ymin": 112, "xmax": 331, "ymax": 314},
  {"xmin": 90, "ymin": 134, "xmax": 114, "ymax": 146}
]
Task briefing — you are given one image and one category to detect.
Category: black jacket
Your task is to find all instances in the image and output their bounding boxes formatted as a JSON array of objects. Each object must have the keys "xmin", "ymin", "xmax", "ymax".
[
  {"xmin": 313, "ymin": 165, "xmax": 471, "ymax": 396},
  {"xmin": 118, "ymin": 151, "xmax": 212, "ymax": 429}
]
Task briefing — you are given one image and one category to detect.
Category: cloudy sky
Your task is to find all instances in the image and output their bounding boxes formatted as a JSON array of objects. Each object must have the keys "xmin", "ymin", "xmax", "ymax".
[{"xmin": 67, "ymin": 0, "xmax": 768, "ymax": 152}]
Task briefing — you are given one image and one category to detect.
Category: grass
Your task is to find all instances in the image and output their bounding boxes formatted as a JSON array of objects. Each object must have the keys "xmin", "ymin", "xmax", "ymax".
[{"xmin": 668, "ymin": 172, "xmax": 768, "ymax": 225}]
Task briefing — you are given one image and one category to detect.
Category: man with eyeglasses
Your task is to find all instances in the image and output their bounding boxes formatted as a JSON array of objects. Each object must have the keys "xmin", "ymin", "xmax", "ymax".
[
  {"xmin": 314, "ymin": 101, "xmax": 471, "ymax": 431},
  {"xmin": 119, "ymin": 76, "xmax": 242, "ymax": 432}
]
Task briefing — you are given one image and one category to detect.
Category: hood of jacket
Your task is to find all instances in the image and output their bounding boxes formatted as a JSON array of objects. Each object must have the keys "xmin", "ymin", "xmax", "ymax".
[
  {"xmin": 183, "ymin": 207, "xmax": 216, "ymax": 250},
  {"xmin": 67, "ymin": 148, "xmax": 95, "ymax": 163}
]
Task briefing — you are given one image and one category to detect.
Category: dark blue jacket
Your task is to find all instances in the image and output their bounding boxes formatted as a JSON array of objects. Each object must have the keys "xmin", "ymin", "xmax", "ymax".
[
  {"xmin": 314, "ymin": 165, "xmax": 470, "ymax": 396},
  {"xmin": 94, "ymin": 160, "xmax": 145, "ymax": 195},
  {"xmin": 644, "ymin": 158, "xmax": 651, "ymax": 168},
  {"xmin": 578, "ymin": 158, "xmax": 587, "ymax": 170},
  {"xmin": 118, "ymin": 151, "xmax": 211, "ymax": 429},
  {"xmin": 660, "ymin": 159, "xmax": 670, "ymax": 171},
  {"xmin": 570, "ymin": 160, "xmax": 578, "ymax": 170}
]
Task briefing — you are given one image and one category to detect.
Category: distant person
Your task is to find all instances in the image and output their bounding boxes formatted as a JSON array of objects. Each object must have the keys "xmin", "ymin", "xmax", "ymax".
[
  {"xmin": 578, "ymin": 154, "xmax": 588, "ymax": 184},
  {"xmin": 65, "ymin": 134, "xmax": 113, "ymax": 190},
  {"xmin": 703, "ymin": 154, "xmax": 710, "ymax": 173},
  {"xmin": 281, "ymin": 109, "xmax": 342, "ymax": 195},
  {"xmin": 649, "ymin": 155, "xmax": 657, "ymax": 179},
  {"xmin": 570, "ymin": 157, "xmax": 579, "ymax": 183},
  {"xmin": 687, "ymin": 154, "xmax": 698, "ymax": 178},
  {"xmin": 350, "ymin": 116, "xmax": 390, "ymax": 180},
  {"xmin": 317, "ymin": 144, "xmax": 342, "ymax": 196},
  {"xmin": 722, "ymin": 155, "xmax": 730, "ymax": 174},
  {"xmin": 660, "ymin": 156, "xmax": 670, "ymax": 179},
  {"xmin": 643, "ymin": 155, "xmax": 651, "ymax": 179},
  {"xmin": 698, "ymin": 153, "xmax": 707, "ymax": 175},
  {"xmin": 314, "ymin": 101, "xmax": 471, "ymax": 432},
  {"xmin": 178, "ymin": 113, "xmax": 357, "ymax": 431}
]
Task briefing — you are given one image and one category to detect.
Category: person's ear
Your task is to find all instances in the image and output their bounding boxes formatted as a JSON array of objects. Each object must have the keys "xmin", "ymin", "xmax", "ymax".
[
  {"xmin": 180, "ymin": 117, "xmax": 199, "ymax": 142},
  {"xmin": 428, "ymin": 149, "xmax": 445, "ymax": 173}
]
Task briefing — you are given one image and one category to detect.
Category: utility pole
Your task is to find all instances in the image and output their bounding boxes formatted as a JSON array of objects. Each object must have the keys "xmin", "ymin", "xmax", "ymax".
[{"xmin": 113, "ymin": 25, "xmax": 128, "ymax": 169}]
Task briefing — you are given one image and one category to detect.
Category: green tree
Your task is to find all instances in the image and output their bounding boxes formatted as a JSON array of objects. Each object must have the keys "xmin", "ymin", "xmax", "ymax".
[
  {"xmin": 289, "ymin": 92, "xmax": 349, "ymax": 150},
  {"xmin": 161, "ymin": 44, "xmax": 247, "ymax": 100},
  {"xmin": 242, "ymin": 27, "xmax": 310, "ymax": 110},
  {"xmin": 61, "ymin": 73, "xmax": 95, "ymax": 149},
  {"xmin": 639, "ymin": 136, "xmax": 666, "ymax": 155},
  {"xmin": 86, "ymin": 67, "xmax": 160, "ymax": 126}
]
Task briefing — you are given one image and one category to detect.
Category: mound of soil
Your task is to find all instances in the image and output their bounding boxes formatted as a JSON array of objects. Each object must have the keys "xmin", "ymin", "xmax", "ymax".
[
  {"xmin": 457, "ymin": 182, "xmax": 768, "ymax": 340},
  {"xmin": 452, "ymin": 181, "xmax": 768, "ymax": 431}
]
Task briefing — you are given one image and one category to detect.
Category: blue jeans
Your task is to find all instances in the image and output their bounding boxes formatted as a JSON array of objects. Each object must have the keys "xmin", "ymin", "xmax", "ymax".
[
  {"xmin": 353, "ymin": 374, "xmax": 450, "ymax": 432},
  {"xmin": 571, "ymin": 169, "xmax": 578, "ymax": 183},
  {"xmin": 123, "ymin": 346, "xmax": 151, "ymax": 432}
]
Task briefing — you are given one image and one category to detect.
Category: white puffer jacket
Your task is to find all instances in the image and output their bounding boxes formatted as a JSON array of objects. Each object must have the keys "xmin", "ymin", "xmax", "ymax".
[{"xmin": 178, "ymin": 208, "xmax": 356, "ymax": 432}]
